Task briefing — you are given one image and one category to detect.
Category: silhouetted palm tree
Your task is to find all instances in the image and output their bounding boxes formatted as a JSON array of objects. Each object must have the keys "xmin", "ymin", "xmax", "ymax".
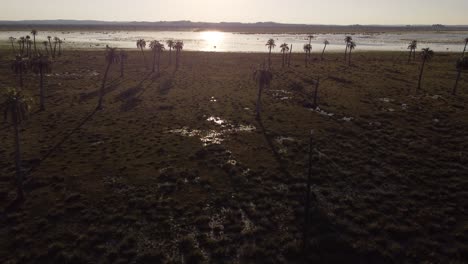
[
  {"xmin": 463, "ymin": 38, "xmax": 468, "ymax": 56},
  {"xmin": 47, "ymin": 36, "xmax": 53, "ymax": 58},
  {"xmin": 42, "ymin": 41, "xmax": 49, "ymax": 56},
  {"xmin": 136, "ymin": 39, "xmax": 148, "ymax": 69},
  {"xmin": 166, "ymin": 40, "xmax": 174, "ymax": 65},
  {"xmin": 11, "ymin": 56, "xmax": 28, "ymax": 89},
  {"xmin": 308, "ymin": 35, "xmax": 314, "ymax": 45},
  {"xmin": 348, "ymin": 41, "xmax": 356, "ymax": 66},
  {"xmin": 31, "ymin": 29, "xmax": 38, "ymax": 54},
  {"xmin": 344, "ymin": 36, "xmax": 352, "ymax": 61},
  {"xmin": 58, "ymin": 39, "xmax": 63, "ymax": 56},
  {"xmin": 1, "ymin": 88, "xmax": 32, "ymax": 201},
  {"xmin": 266, "ymin": 39, "xmax": 276, "ymax": 68},
  {"xmin": 174, "ymin": 41, "xmax": 184, "ymax": 69},
  {"xmin": 288, "ymin": 44, "xmax": 293, "ymax": 67},
  {"xmin": 453, "ymin": 57, "xmax": 468, "ymax": 95},
  {"xmin": 150, "ymin": 40, "xmax": 160, "ymax": 73},
  {"xmin": 53, "ymin": 37, "xmax": 59, "ymax": 57},
  {"xmin": 25, "ymin": 36, "xmax": 31, "ymax": 57},
  {"xmin": 303, "ymin": 44, "xmax": 312, "ymax": 67},
  {"xmin": 18, "ymin": 38, "xmax": 24, "ymax": 55},
  {"xmin": 253, "ymin": 63, "xmax": 273, "ymax": 118},
  {"xmin": 97, "ymin": 47, "xmax": 120, "ymax": 110},
  {"xmin": 280, "ymin": 43, "xmax": 289, "ymax": 67},
  {"xmin": 119, "ymin": 50, "xmax": 128, "ymax": 78},
  {"xmin": 408, "ymin": 40, "xmax": 417, "ymax": 63},
  {"xmin": 9, "ymin": 37, "xmax": 16, "ymax": 54},
  {"xmin": 417, "ymin": 48, "xmax": 435, "ymax": 90},
  {"xmin": 31, "ymin": 56, "xmax": 52, "ymax": 111},
  {"xmin": 321, "ymin": 40, "xmax": 329, "ymax": 60}
]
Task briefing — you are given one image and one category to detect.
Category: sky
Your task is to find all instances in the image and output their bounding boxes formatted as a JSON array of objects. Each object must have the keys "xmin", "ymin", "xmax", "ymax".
[{"xmin": 1, "ymin": 0, "xmax": 467, "ymax": 25}]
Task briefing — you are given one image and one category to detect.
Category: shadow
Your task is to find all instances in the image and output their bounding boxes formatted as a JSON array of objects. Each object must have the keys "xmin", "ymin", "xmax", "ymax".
[
  {"xmin": 117, "ymin": 72, "xmax": 156, "ymax": 112},
  {"xmin": 79, "ymin": 77, "xmax": 129, "ymax": 103}
]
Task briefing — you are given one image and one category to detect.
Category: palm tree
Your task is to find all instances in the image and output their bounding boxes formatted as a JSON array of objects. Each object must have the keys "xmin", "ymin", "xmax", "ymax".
[
  {"xmin": 308, "ymin": 35, "xmax": 314, "ymax": 45},
  {"xmin": 47, "ymin": 36, "xmax": 53, "ymax": 58},
  {"xmin": 25, "ymin": 36, "xmax": 31, "ymax": 57},
  {"xmin": 321, "ymin": 40, "xmax": 329, "ymax": 60},
  {"xmin": 97, "ymin": 47, "xmax": 119, "ymax": 110},
  {"xmin": 344, "ymin": 36, "xmax": 352, "ymax": 61},
  {"xmin": 174, "ymin": 41, "xmax": 184, "ymax": 69},
  {"xmin": 253, "ymin": 63, "xmax": 273, "ymax": 118},
  {"xmin": 166, "ymin": 40, "xmax": 175, "ymax": 65},
  {"xmin": 119, "ymin": 50, "xmax": 128, "ymax": 78},
  {"xmin": 453, "ymin": 57, "xmax": 468, "ymax": 95},
  {"xmin": 408, "ymin": 40, "xmax": 417, "ymax": 63},
  {"xmin": 348, "ymin": 41, "xmax": 356, "ymax": 66},
  {"xmin": 31, "ymin": 56, "xmax": 52, "ymax": 111},
  {"xmin": 11, "ymin": 56, "xmax": 28, "ymax": 89},
  {"xmin": 42, "ymin": 41, "xmax": 49, "ymax": 56},
  {"xmin": 9, "ymin": 37, "xmax": 16, "ymax": 54},
  {"xmin": 27, "ymin": 40, "xmax": 33, "ymax": 58},
  {"xmin": 58, "ymin": 39, "xmax": 63, "ymax": 56},
  {"xmin": 18, "ymin": 38, "xmax": 24, "ymax": 55},
  {"xmin": 280, "ymin": 43, "xmax": 289, "ymax": 67},
  {"xmin": 417, "ymin": 48, "xmax": 435, "ymax": 90},
  {"xmin": 31, "ymin": 29, "xmax": 38, "ymax": 55},
  {"xmin": 288, "ymin": 44, "xmax": 293, "ymax": 67},
  {"xmin": 303, "ymin": 44, "xmax": 312, "ymax": 67},
  {"xmin": 463, "ymin": 38, "xmax": 468, "ymax": 57},
  {"xmin": 53, "ymin": 37, "xmax": 59, "ymax": 57},
  {"xmin": 266, "ymin": 39, "xmax": 276, "ymax": 68},
  {"xmin": 150, "ymin": 40, "xmax": 160, "ymax": 73},
  {"xmin": 136, "ymin": 39, "xmax": 148, "ymax": 69},
  {"xmin": 1, "ymin": 88, "xmax": 32, "ymax": 201}
]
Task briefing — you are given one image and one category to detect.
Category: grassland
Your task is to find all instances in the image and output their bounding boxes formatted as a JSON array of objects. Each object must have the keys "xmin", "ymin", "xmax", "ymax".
[{"xmin": 0, "ymin": 48, "xmax": 467, "ymax": 263}]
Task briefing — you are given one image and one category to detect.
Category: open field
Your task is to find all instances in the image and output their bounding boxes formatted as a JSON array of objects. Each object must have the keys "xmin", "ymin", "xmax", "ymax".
[{"xmin": 1, "ymin": 49, "xmax": 468, "ymax": 263}]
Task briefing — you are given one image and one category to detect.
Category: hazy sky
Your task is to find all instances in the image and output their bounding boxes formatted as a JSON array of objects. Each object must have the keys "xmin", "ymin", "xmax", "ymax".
[{"xmin": 1, "ymin": 0, "xmax": 467, "ymax": 25}]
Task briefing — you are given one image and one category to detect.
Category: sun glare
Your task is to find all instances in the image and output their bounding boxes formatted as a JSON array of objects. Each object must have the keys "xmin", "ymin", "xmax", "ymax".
[{"xmin": 201, "ymin": 31, "xmax": 224, "ymax": 50}]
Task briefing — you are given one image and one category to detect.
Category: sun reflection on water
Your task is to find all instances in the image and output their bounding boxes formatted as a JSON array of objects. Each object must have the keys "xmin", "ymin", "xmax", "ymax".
[{"xmin": 200, "ymin": 31, "xmax": 224, "ymax": 51}]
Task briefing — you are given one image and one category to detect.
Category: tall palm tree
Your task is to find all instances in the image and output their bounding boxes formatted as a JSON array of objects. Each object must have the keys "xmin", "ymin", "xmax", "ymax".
[
  {"xmin": 344, "ymin": 36, "xmax": 352, "ymax": 61},
  {"xmin": 11, "ymin": 56, "xmax": 28, "ymax": 89},
  {"xmin": 31, "ymin": 29, "xmax": 38, "ymax": 55},
  {"xmin": 136, "ymin": 39, "xmax": 148, "ymax": 69},
  {"xmin": 321, "ymin": 40, "xmax": 329, "ymax": 60},
  {"xmin": 174, "ymin": 41, "xmax": 184, "ymax": 69},
  {"xmin": 47, "ymin": 36, "xmax": 53, "ymax": 58},
  {"xmin": 266, "ymin": 39, "xmax": 276, "ymax": 68},
  {"xmin": 417, "ymin": 48, "xmax": 435, "ymax": 90},
  {"xmin": 18, "ymin": 38, "xmax": 24, "ymax": 55},
  {"xmin": 53, "ymin": 37, "xmax": 59, "ymax": 57},
  {"xmin": 42, "ymin": 41, "xmax": 49, "ymax": 56},
  {"xmin": 97, "ymin": 47, "xmax": 119, "ymax": 110},
  {"xmin": 463, "ymin": 38, "xmax": 468, "ymax": 57},
  {"xmin": 27, "ymin": 40, "xmax": 33, "ymax": 58},
  {"xmin": 408, "ymin": 40, "xmax": 417, "ymax": 63},
  {"xmin": 1, "ymin": 88, "xmax": 32, "ymax": 201},
  {"xmin": 9, "ymin": 37, "xmax": 16, "ymax": 54},
  {"xmin": 31, "ymin": 56, "xmax": 52, "ymax": 111},
  {"xmin": 280, "ymin": 43, "xmax": 289, "ymax": 67},
  {"xmin": 166, "ymin": 40, "xmax": 175, "ymax": 65},
  {"xmin": 25, "ymin": 36, "xmax": 31, "ymax": 57},
  {"xmin": 303, "ymin": 44, "xmax": 312, "ymax": 67},
  {"xmin": 119, "ymin": 50, "xmax": 128, "ymax": 78},
  {"xmin": 348, "ymin": 41, "xmax": 356, "ymax": 66},
  {"xmin": 453, "ymin": 57, "xmax": 468, "ymax": 95},
  {"xmin": 150, "ymin": 40, "xmax": 160, "ymax": 73},
  {"xmin": 58, "ymin": 39, "xmax": 63, "ymax": 56},
  {"xmin": 253, "ymin": 63, "xmax": 273, "ymax": 118}
]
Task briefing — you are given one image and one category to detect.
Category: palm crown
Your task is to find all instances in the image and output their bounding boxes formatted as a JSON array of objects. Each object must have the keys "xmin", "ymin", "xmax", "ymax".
[
  {"xmin": 324, "ymin": 40, "xmax": 330, "ymax": 45},
  {"xmin": 348, "ymin": 41, "xmax": 357, "ymax": 50},
  {"xmin": 266, "ymin": 39, "xmax": 276, "ymax": 49},
  {"xmin": 166, "ymin": 40, "xmax": 174, "ymax": 49},
  {"xmin": 421, "ymin": 48, "xmax": 434, "ymax": 61},
  {"xmin": 408, "ymin": 40, "xmax": 417, "ymax": 50},
  {"xmin": 137, "ymin": 39, "xmax": 146, "ymax": 49},
  {"xmin": 345, "ymin": 36, "xmax": 353, "ymax": 44},
  {"xmin": 303, "ymin": 44, "xmax": 312, "ymax": 52},
  {"xmin": 280, "ymin": 43, "xmax": 289, "ymax": 52},
  {"xmin": 174, "ymin": 41, "xmax": 184, "ymax": 51}
]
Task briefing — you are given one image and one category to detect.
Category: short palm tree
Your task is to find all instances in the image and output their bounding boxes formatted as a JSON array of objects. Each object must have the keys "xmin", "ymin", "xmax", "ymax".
[
  {"xmin": 280, "ymin": 43, "xmax": 289, "ymax": 67},
  {"xmin": 11, "ymin": 56, "xmax": 28, "ymax": 89},
  {"xmin": 321, "ymin": 40, "xmax": 329, "ymax": 60},
  {"xmin": 9, "ymin": 37, "xmax": 16, "ymax": 54},
  {"xmin": 166, "ymin": 40, "xmax": 175, "ymax": 65},
  {"xmin": 47, "ymin": 36, "xmax": 53, "ymax": 58},
  {"xmin": 344, "ymin": 36, "xmax": 352, "ymax": 61},
  {"xmin": 97, "ymin": 47, "xmax": 120, "ymax": 110},
  {"xmin": 463, "ymin": 38, "xmax": 468, "ymax": 57},
  {"xmin": 303, "ymin": 44, "xmax": 312, "ymax": 67},
  {"xmin": 136, "ymin": 39, "xmax": 148, "ymax": 69},
  {"xmin": 348, "ymin": 41, "xmax": 356, "ymax": 66},
  {"xmin": 119, "ymin": 50, "xmax": 128, "ymax": 78},
  {"xmin": 31, "ymin": 29, "xmax": 38, "ymax": 55},
  {"xmin": 31, "ymin": 56, "xmax": 52, "ymax": 111},
  {"xmin": 408, "ymin": 40, "xmax": 417, "ymax": 63},
  {"xmin": 266, "ymin": 39, "xmax": 276, "ymax": 68},
  {"xmin": 253, "ymin": 63, "xmax": 273, "ymax": 118},
  {"xmin": 417, "ymin": 48, "xmax": 435, "ymax": 90},
  {"xmin": 174, "ymin": 41, "xmax": 184, "ymax": 69},
  {"xmin": 453, "ymin": 57, "xmax": 468, "ymax": 95},
  {"xmin": 1, "ymin": 88, "xmax": 32, "ymax": 201}
]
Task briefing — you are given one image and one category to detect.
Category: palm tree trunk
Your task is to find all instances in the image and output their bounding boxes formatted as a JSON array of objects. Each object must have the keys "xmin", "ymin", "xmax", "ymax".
[
  {"xmin": 58, "ymin": 42, "xmax": 62, "ymax": 56},
  {"xmin": 288, "ymin": 45, "xmax": 293, "ymax": 67},
  {"xmin": 97, "ymin": 62, "xmax": 112, "ymax": 110},
  {"xmin": 453, "ymin": 69, "xmax": 462, "ymax": 95},
  {"xmin": 39, "ymin": 67, "xmax": 45, "ymax": 111},
  {"xmin": 169, "ymin": 48, "xmax": 172, "ymax": 65},
  {"xmin": 463, "ymin": 42, "xmax": 468, "ymax": 57},
  {"xmin": 141, "ymin": 48, "xmax": 148, "ymax": 69},
  {"xmin": 53, "ymin": 42, "xmax": 57, "ymax": 57},
  {"xmin": 408, "ymin": 50, "xmax": 412, "ymax": 63},
  {"xmin": 256, "ymin": 83, "xmax": 264, "ymax": 119},
  {"xmin": 417, "ymin": 59, "xmax": 426, "ymax": 90},
  {"xmin": 157, "ymin": 52, "xmax": 161, "ymax": 75},
  {"xmin": 344, "ymin": 45, "xmax": 348, "ymax": 61},
  {"xmin": 13, "ymin": 103, "xmax": 24, "ymax": 201},
  {"xmin": 152, "ymin": 50, "xmax": 156, "ymax": 73},
  {"xmin": 10, "ymin": 40, "xmax": 16, "ymax": 54},
  {"xmin": 33, "ymin": 36, "xmax": 37, "ymax": 55},
  {"xmin": 349, "ymin": 49, "xmax": 353, "ymax": 66},
  {"xmin": 413, "ymin": 49, "xmax": 416, "ymax": 60},
  {"xmin": 321, "ymin": 45, "xmax": 327, "ymax": 60},
  {"xmin": 176, "ymin": 51, "xmax": 180, "ymax": 69},
  {"xmin": 305, "ymin": 52, "xmax": 308, "ymax": 67},
  {"xmin": 49, "ymin": 40, "xmax": 53, "ymax": 58},
  {"xmin": 268, "ymin": 47, "xmax": 272, "ymax": 68},
  {"xmin": 282, "ymin": 51, "xmax": 285, "ymax": 67}
]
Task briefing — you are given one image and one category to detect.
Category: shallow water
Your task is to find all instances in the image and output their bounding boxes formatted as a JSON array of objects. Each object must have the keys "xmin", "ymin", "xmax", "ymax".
[{"xmin": 2, "ymin": 30, "xmax": 467, "ymax": 52}]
